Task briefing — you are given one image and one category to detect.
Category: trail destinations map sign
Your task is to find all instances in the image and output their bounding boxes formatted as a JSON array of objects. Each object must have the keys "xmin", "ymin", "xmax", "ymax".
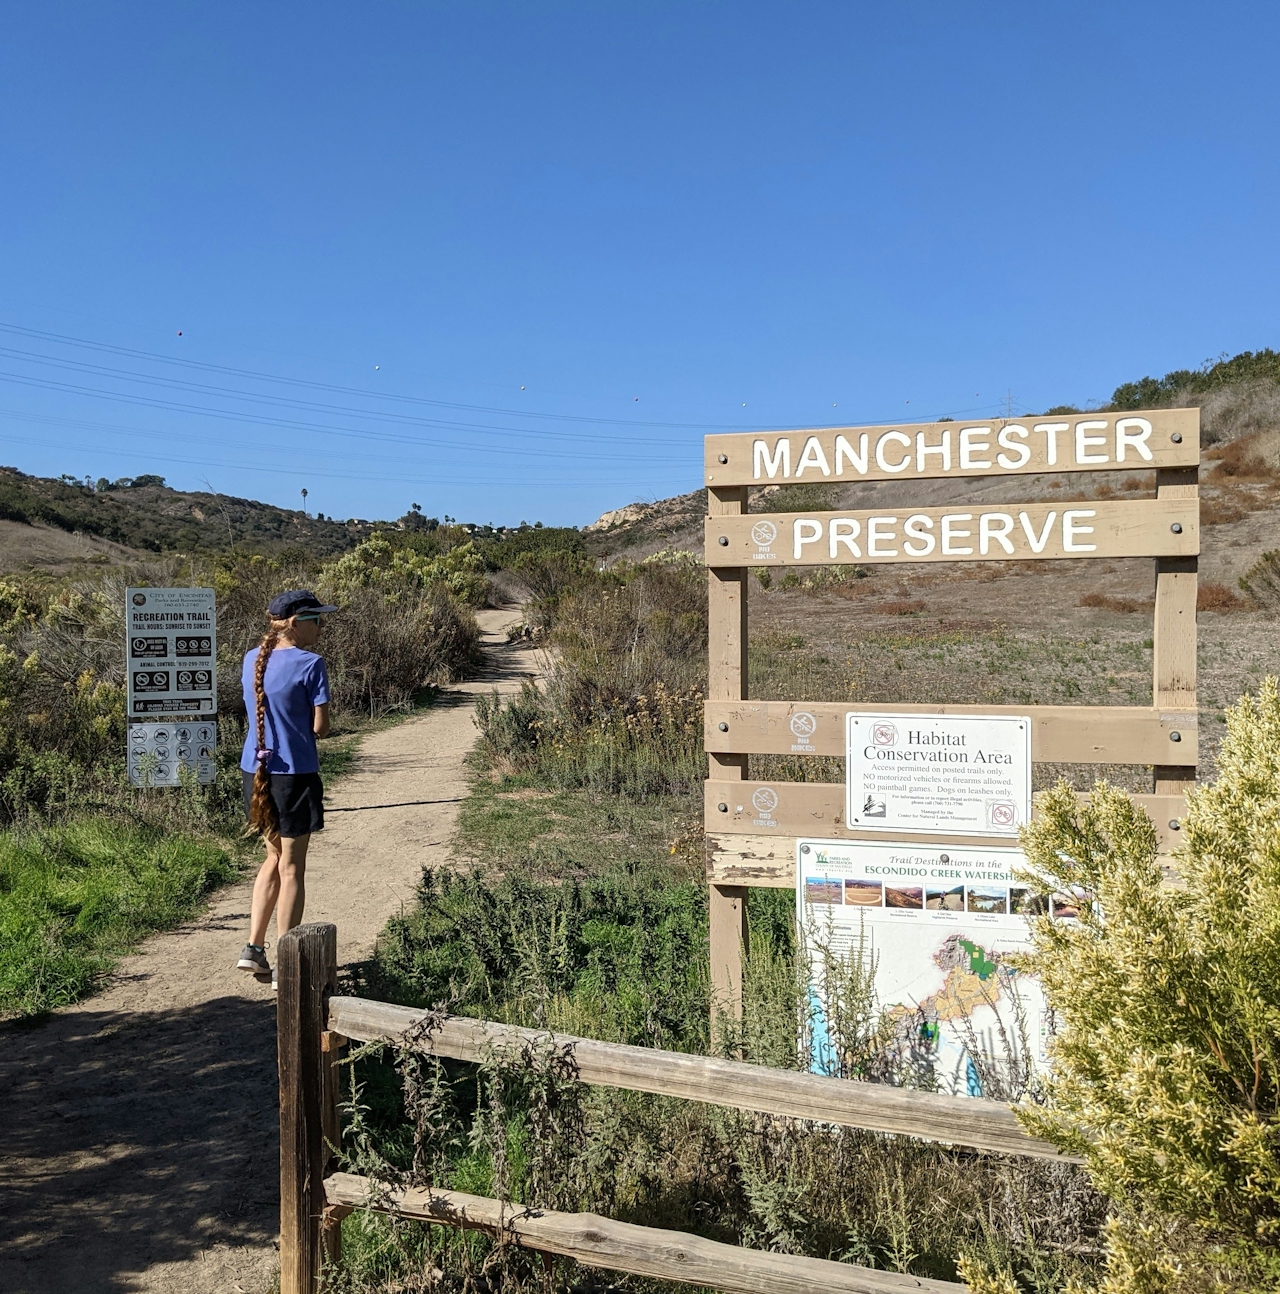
[
  {"xmin": 846, "ymin": 712, "xmax": 1032, "ymax": 837},
  {"xmin": 126, "ymin": 587, "xmax": 217, "ymax": 717},
  {"xmin": 796, "ymin": 837, "xmax": 1050, "ymax": 1094}
]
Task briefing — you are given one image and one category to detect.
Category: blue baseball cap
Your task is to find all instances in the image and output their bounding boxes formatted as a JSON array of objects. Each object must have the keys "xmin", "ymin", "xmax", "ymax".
[{"xmin": 268, "ymin": 589, "xmax": 339, "ymax": 618}]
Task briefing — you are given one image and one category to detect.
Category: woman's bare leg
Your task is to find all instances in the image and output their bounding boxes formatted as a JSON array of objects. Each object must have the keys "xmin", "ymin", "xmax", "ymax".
[
  {"xmin": 276, "ymin": 833, "xmax": 311, "ymax": 938},
  {"xmin": 248, "ymin": 834, "xmax": 283, "ymax": 949}
]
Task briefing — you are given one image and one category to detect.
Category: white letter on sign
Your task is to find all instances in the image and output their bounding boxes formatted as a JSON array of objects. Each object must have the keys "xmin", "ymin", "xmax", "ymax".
[
  {"xmin": 1032, "ymin": 421, "xmax": 1068, "ymax": 466},
  {"xmin": 902, "ymin": 514, "xmax": 935, "ymax": 556},
  {"xmin": 794, "ymin": 436, "xmax": 832, "ymax": 477},
  {"xmin": 793, "ymin": 519, "xmax": 823, "ymax": 558},
  {"xmin": 960, "ymin": 426, "xmax": 992, "ymax": 469},
  {"xmin": 875, "ymin": 431, "xmax": 911, "ymax": 473},
  {"xmin": 867, "ymin": 516, "xmax": 898, "ymax": 556},
  {"xmin": 1115, "ymin": 417, "xmax": 1154, "ymax": 462},
  {"xmin": 1063, "ymin": 509, "xmax": 1097, "ymax": 551},
  {"xmin": 979, "ymin": 512, "xmax": 1015, "ymax": 554},
  {"xmin": 1019, "ymin": 510, "xmax": 1058, "ymax": 553},
  {"xmin": 916, "ymin": 429, "xmax": 952, "ymax": 473},
  {"xmin": 996, "ymin": 424, "xmax": 1031, "ymax": 468},
  {"xmin": 829, "ymin": 518, "xmax": 861, "ymax": 558},
  {"xmin": 753, "ymin": 439, "xmax": 791, "ymax": 479},
  {"xmin": 834, "ymin": 433, "xmax": 869, "ymax": 475},
  {"xmin": 941, "ymin": 513, "xmax": 973, "ymax": 555},
  {"xmin": 1074, "ymin": 420, "xmax": 1109, "ymax": 464}
]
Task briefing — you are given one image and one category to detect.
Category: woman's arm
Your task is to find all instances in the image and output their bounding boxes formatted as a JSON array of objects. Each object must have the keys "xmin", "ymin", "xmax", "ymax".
[{"xmin": 313, "ymin": 702, "xmax": 331, "ymax": 739}]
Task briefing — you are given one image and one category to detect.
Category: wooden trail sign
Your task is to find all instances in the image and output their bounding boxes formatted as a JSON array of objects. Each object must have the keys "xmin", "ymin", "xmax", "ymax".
[
  {"xmin": 703, "ymin": 408, "xmax": 1200, "ymax": 1024},
  {"xmin": 704, "ymin": 410, "xmax": 1198, "ymax": 487}
]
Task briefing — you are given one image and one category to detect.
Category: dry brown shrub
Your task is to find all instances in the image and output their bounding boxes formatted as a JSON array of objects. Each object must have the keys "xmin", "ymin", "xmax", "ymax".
[
  {"xmin": 1079, "ymin": 592, "xmax": 1148, "ymax": 614},
  {"xmin": 1197, "ymin": 582, "xmax": 1245, "ymax": 613},
  {"xmin": 1199, "ymin": 495, "xmax": 1250, "ymax": 526},
  {"xmin": 1205, "ymin": 433, "xmax": 1278, "ymax": 481},
  {"xmin": 875, "ymin": 598, "xmax": 926, "ymax": 615}
]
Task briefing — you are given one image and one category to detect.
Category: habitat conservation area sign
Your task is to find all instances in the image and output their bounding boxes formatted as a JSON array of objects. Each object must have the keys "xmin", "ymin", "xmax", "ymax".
[{"xmin": 846, "ymin": 712, "xmax": 1032, "ymax": 837}]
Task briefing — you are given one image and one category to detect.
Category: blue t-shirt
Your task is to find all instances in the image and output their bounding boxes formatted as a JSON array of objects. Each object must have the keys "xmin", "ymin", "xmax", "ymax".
[{"xmin": 239, "ymin": 645, "xmax": 331, "ymax": 775}]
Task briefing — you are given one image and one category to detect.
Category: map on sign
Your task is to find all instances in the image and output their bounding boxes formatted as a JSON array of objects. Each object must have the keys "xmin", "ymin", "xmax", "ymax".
[
  {"xmin": 846, "ymin": 710, "xmax": 1032, "ymax": 837},
  {"xmin": 796, "ymin": 838, "xmax": 1054, "ymax": 1096},
  {"xmin": 126, "ymin": 587, "xmax": 217, "ymax": 717}
]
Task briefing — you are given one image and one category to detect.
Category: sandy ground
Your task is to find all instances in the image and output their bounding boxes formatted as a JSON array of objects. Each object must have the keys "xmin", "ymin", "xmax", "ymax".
[{"xmin": 0, "ymin": 609, "xmax": 537, "ymax": 1294}]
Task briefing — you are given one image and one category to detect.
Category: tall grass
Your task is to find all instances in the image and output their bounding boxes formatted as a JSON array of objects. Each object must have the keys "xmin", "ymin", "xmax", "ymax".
[
  {"xmin": 337, "ymin": 857, "xmax": 1106, "ymax": 1292},
  {"xmin": 0, "ymin": 819, "xmax": 236, "ymax": 1017},
  {"xmin": 475, "ymin": 556, "xmax": 706, "ymax": 798}
]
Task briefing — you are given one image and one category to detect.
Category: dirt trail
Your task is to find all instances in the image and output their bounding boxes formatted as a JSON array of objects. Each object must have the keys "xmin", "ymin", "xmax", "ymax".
[{"xmin": 0, "ymin": 610, "xmax": 536, "ymax": 1294}]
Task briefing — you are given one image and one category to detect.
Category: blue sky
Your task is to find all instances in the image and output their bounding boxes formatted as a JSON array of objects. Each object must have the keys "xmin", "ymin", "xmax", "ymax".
[{"xmin": 1, "ymin": 2, "xmax": 1276, "ymax": 526}]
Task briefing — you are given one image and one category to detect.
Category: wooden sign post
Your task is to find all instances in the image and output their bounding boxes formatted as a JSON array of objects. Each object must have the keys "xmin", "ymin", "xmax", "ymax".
[{"xmin": 703, "ymin": 409, "xmax": 1200, "ymax": 1020}]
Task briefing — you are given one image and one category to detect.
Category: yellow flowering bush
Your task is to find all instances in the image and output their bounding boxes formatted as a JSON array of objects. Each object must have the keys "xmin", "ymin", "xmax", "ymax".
[{"xmin": 1014, "ymin": 680, "xmax": 1280, "ymax": 1292}]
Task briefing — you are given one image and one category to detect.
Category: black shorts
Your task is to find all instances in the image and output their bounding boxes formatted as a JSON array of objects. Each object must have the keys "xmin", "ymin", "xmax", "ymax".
[{"xmin": 241, "ymin": 770, "xmax": 325, "ymax": 838}]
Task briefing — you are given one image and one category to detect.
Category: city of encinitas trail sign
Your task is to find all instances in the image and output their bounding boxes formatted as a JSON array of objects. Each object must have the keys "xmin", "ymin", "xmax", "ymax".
[{"xmin": 702, "ymin": 409, "xmax": 1199, "ymax": 1020}]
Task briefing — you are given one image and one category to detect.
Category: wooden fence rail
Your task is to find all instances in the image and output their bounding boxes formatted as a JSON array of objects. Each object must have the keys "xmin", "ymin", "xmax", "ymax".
[
  {"xmin": 327, "ymin": 994, "xmax": 1073, "ymax": 1162},
  {"xmin": 323, "ymin": 1171, "xmax": 959, "ymax": 1294},
  {"xmin": 281, "ymin": 926, "xmax": 1076, "ymax": 1294}
]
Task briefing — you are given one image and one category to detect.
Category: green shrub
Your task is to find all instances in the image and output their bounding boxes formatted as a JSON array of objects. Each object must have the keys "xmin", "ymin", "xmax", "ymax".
[
  {"xmin": 1016, "ymin": 680, "xmax": 1280, "ymax": 1290},
  {"xmin": 320, "ymin": 535, "xmax": 489, "ymax": 606},
  {"xmin": 477, "ymin": 557, "xmax": 707, "ymax": 797},
  {"xmin": 0, "ymin": 819, "xmax": 237, "ymax": 1017},
  {"xmin": 1240, "ymin": 550, "xmax": 1280, "ymax": 610},
  {"xmin": 1111, "ymin": 350, "xmax": 1280, "ymax": 410},
  {"xmin": 356, "ymin": 861, "xmax": 711, "ymax": 1051}
]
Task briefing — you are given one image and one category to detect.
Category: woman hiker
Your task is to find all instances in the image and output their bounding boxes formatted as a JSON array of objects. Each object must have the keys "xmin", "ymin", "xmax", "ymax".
[{"xmin": 236, "ymin": 589, "xmax": 337, "ymax": 988}]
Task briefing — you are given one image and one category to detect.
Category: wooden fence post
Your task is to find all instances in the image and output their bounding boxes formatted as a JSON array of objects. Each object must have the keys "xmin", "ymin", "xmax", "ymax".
[
  {"xmin": 278, "ymin": 923, "xmax": 338, "ymax": 1294},
  {"xmin": 1153, "ymin": 465, "xmax": 1198, "ymax": 796},
  {"xmin": 707, "ymin": 484, "xmax": 750, "ymax": 1025}
]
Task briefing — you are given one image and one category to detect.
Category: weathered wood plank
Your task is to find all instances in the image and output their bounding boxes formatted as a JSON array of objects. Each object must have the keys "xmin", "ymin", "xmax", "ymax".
[
  {"xmin": 705, "ymin": 780, "xmax": 1189, "ymax": 852},
  {"xmin": 705, "ymin": 498, "xmax": 1199, "ymax": 568},
  {"xmin": 325, "ymin": 1173, "xmax": 962, "ymax": 1294},
  {"xmin": 278, "ymin": 924, "xmax": 338, "ymax": 1294},
  {"xmin": 707, "ymin": 834, "xmax": 1188, "ymax": 889},
  {"xmin": 707, "ymin": 485, "xmax": 750, "ymax": 1021},
  {"xmin": 704, "ymin": 409, "xmax": 1199, "ymax": 488},
  {"xmin": 326, "ymin": 997, "xmax": 1075, "ymax": 1161},
  {"xmin": 1153, "ymin": 467, "xmax": 1199, "ymax": 795},
  {"xmin": 705, "ymin": 701, "xmax": 1197, "ymax": 765}
]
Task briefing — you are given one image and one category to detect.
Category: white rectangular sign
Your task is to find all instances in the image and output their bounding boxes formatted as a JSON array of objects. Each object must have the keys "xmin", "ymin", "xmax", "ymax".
[
  {"xmin": 846, "ymin": 710, "xmax": 1032, "ymax": 837},
  {"xmin": 796, "ymin": 837, "xmax": 1050, "ymax": 1095},
  {"xmin": 127, "ymin": 721, "xmax": 218, "ymax": 787},
  {"xmin": 126, "ymin": 587, "xmax": 217, "ymax": 718}
]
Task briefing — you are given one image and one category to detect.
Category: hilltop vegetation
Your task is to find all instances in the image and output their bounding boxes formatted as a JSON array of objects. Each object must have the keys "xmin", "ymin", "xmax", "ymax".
[
  {"xmin": 0, "ymin": 467, "xmax": 357, "ymax": 556},
  {"xmin": 1111, "ymin": 348, "xmax": 1280, "ymax": 415},
  {"xmin": 0, "ymin": 465, "xmax": 588, "ymax": 570}
]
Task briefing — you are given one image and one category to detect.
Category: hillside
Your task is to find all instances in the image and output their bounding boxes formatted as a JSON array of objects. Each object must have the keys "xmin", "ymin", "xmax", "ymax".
[
  {"xmin": 0, "ymin": 467, "xmax": 361, "ymax": 566},
  {"xmin": 585, "ymin": 354, "xmax": 1280, "ymax": 561}
]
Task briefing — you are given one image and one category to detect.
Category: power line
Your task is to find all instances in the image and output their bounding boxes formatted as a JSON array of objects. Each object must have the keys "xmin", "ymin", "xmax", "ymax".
[{"xmin": 0, "ymin": 320, "xmax": 760, "ymax": 432}]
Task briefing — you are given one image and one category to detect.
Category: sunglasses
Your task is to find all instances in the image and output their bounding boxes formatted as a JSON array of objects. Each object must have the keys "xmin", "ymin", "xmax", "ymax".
[{"xmin": 294, "ymin": 612, "xmax": 325, "ymax": 624}]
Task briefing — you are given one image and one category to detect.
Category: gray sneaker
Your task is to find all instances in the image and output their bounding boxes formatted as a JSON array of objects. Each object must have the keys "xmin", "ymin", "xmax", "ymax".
[{"xmin": 237, "ymin": 944, "xmax": 270, "ymax": 974}]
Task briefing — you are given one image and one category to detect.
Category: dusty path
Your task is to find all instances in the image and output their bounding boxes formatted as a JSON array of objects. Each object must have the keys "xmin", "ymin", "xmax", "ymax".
[{"xmin": 0, "ymin": 610, "xmax": 536, "ymax": 1294}]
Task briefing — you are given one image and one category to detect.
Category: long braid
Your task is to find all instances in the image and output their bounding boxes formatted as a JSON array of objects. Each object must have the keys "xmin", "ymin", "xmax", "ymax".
[{"xmin": 246, "ymin": 620, "xmax": 287, "ymax": 836}]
